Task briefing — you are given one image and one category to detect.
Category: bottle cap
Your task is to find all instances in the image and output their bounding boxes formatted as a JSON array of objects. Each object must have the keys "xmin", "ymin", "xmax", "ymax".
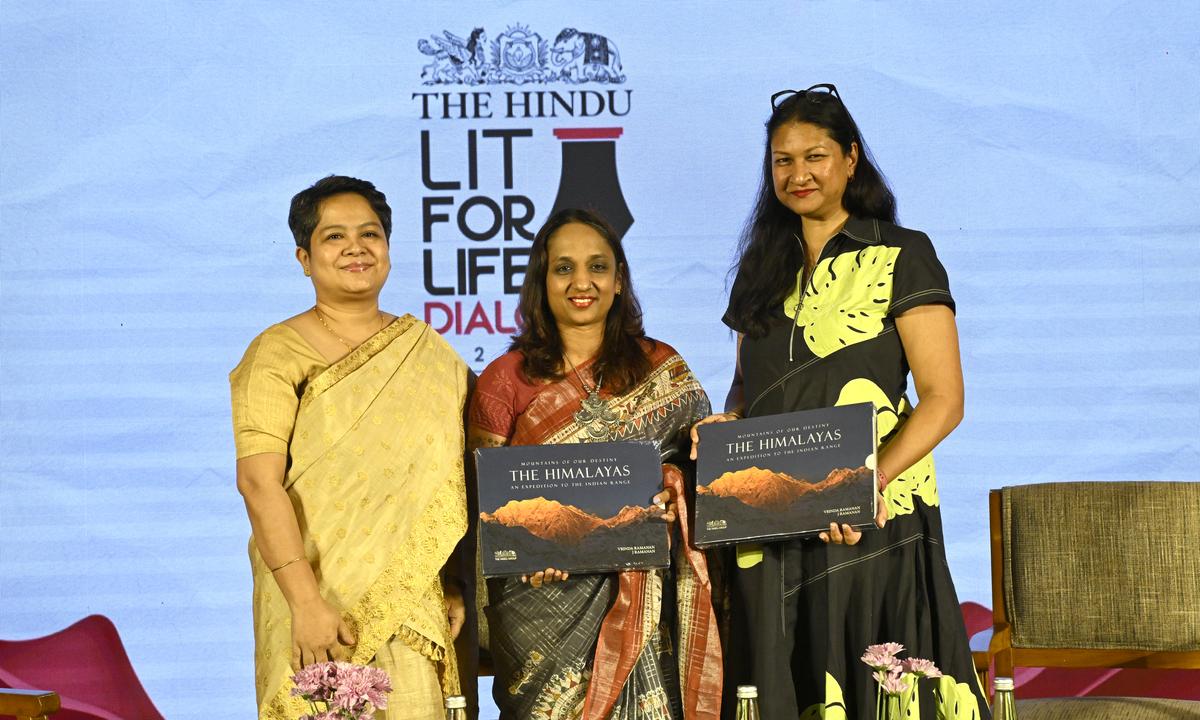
[
  {"xmin": 445, "ymin": 695, "xmax": 467, "ymax": 709},
  {"xmin": 736, "ymin": 685, "xmax": 758, "ymax": 699},
  {"xmin": 994, "ymin": 677, "xmax": 1014, "ymax": 691}
]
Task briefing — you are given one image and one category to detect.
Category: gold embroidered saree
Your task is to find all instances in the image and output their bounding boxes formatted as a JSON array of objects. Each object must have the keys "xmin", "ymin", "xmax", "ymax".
[{"xmin": 234, "ymin": 316, "xmax": 468, "ymax": 718}]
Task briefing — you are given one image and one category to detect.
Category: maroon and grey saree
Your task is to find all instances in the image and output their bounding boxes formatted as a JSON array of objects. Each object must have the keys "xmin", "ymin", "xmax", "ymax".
[{"xmin": 470, "ymin": 340, "xmax": 722, "ymax": 719}]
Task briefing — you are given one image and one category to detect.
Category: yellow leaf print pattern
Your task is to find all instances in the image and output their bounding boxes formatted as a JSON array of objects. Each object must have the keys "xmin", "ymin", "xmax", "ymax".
[
  {"xmin": 784, "ymin": 246, "xmax": 901, "ymax": 358},
  {"xmin": 800, "ymin": 672, "xmax": 981, "ymax": 720},
  {"xmin": 835, "ymin": 378, "xmax": 939, "ymax": 518},
  {"xmin": 798, "ymin": 673, "xmax": 848, "ymax": 720},
  {"xmin": 932, "ymin": 675, "xmax": 984, "ymax": 720}
]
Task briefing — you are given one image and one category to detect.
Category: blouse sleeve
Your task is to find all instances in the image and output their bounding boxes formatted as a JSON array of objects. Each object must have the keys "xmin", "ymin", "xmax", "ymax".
[
  {"xmin": 721, "ymin": 265, "xmax": 751, "ymax": 333},
  {"xmin": 229, "ymin": 331, "xmax": 303, "ymax": 458},
  {"xmin": 890, "ymin": 232, "xmax": 956, "ymax": 316},
  {"xmin": 468, "ymin": 354, "xmax": 521, "ymax": 440}
]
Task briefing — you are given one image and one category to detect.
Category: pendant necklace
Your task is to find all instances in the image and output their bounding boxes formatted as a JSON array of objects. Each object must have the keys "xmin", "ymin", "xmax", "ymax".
[
  {"xmin": 564, "ymin": 354, "xmax": 624, "ymax": 441},
  {"xmin": 313, "ymin": 306, "xmax": 384, "ymax": 350}
]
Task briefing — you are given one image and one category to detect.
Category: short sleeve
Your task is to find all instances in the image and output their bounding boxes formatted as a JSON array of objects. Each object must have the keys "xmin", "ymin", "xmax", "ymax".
[
  {"xmin": 722, "ymin": 265, "xmax": 751, "ymax": 333},
  {"xmin": 229, "ymin": 329, "xmax": 309, "ymax": 458},
  {"xmin": 890, "ymin": 232, "xmax": 955, "ymax": 316},
  {"xmin": 468, "ymin": 353, "xmax": 522, "ymax": 440}
]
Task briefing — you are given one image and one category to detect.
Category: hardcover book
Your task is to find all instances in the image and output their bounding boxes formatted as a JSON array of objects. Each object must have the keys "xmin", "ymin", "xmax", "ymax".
[
  {"xmin": 693, "ymin": 402, "xmax": 878, "ymax": 547},
  {"xmin": 474, "ymin": 441, "xmax": 668, "ymax": 577}
]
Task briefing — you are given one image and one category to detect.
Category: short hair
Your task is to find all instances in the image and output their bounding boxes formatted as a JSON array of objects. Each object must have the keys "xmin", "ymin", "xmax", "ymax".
[{"xmin": 287, "ymin": 175, "xmax": 392, "ymax": 252}]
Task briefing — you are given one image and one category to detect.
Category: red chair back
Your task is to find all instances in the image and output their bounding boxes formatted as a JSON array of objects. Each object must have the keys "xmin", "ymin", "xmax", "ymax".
[{"xmin": 0, "ymin": 615, "xmax": 163, "ymax": 720}]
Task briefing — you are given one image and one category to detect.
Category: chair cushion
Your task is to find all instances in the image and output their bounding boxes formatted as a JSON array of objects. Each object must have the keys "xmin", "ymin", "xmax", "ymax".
[
  {"xmin": 1002, "ymin": 482, "xmax": 1200, "ymax": 650},
  {"xmin": 1018, "ymin": 697, "xmax": 1200, "ymax": 720}
]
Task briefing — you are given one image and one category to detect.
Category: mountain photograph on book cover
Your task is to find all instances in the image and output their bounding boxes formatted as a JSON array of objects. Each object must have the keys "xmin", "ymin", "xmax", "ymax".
[
  {"xmin": 480, "ymin": 496, "xmax": 666, "ymax": 573},
  {"xmin": 696, "ymin": 465, "xmax": 873, "ymax": 536},
  {"xmin": 699, "ymin": 465, "xmax": 873, "ymax": 509},
  {"xmin": 694, "ymin": 403, "xmax": 877, "ymax": 545},
  {"xmin": 474, "ymin": 441, "xmax": 669, "ymax": 576}
]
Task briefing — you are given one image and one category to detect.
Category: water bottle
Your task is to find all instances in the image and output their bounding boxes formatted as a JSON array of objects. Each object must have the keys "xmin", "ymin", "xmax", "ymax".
[
  {"xmin": 445, "ymin": 694, "xmax": 467, "ymax": 720},
  {"xmin": 735, "ymin": 684, "xmax": 761, "ymax": 720},
  {"xmin": 992, "ymin": 677, "xmax": 1017, "ymax": 720}
]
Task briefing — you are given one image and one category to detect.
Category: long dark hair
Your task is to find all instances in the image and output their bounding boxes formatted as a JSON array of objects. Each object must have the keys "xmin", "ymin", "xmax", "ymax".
[
  {"xmin": 510, "ymin": 208, "xmax": 651, "ymax": 394},
  {"xmin": 727, "ymin": 87, "xmax": 897, "ymax": 337}
]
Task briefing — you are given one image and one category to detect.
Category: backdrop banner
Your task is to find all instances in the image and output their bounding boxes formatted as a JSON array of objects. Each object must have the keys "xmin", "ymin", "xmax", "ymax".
[{"xmin": 2, "ymin": 2, "xmax": 1197, "ymax": 717}]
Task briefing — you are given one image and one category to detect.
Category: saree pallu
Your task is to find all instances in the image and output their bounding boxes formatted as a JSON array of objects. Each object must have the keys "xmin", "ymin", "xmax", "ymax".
[
  {"xmin": 252, "ymin": 317, "xmax": 468, "ymax": 719},
  {"xmin": 481, "ymin": 345, "xmax": 723, "ymax": 720}
]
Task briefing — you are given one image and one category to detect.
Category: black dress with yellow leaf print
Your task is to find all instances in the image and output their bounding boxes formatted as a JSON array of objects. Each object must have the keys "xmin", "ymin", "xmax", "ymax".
[{"xmin": 720, "ymin": 217, "xmax": 989, "ymax": 720}]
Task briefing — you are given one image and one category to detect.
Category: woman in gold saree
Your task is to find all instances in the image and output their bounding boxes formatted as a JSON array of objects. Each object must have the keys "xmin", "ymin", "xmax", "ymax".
[
  {"xmin": 230, "ymin": 176, "xmax": 469, "ymax": 719},
  {"xmin": 468, "ymin": 208, "xmax": 723, "ymax": 719}
]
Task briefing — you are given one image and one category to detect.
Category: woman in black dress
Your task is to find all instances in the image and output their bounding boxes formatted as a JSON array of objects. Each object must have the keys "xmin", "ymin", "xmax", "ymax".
[{"xmin": 692, "ymin": 84, "xmax": 988, "ymax": 719}]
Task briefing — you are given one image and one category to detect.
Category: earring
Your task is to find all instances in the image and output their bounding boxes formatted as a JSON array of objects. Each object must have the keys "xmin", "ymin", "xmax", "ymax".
[{"xmin": 304, "ymin": 268, "xmax": 311, "ymax": 276}]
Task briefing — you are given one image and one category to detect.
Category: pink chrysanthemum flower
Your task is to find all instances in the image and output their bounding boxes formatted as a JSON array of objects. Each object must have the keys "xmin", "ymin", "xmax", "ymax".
[
  {"xmin": 291, "ymin": 661, "xmax": 337, "ymax": 701},
  {"xmin": 861, "ymin": 649, "xmax": 901, "ymax": 671},
  {"xmin": 333, "ymin": 666, "xmax": 375, "ymax": 712},
  {"xmin": 875, "ymin": 669, "xmax": 912, "ymax": 695},
  {"xmin": 901, "ymin": 657, "xmax": 943, "ymax": 678},
  {"xmin": 362, "ymin": 665, "xmax": 391, "ymax": 709},
  {"xmin": 861, "ymin": 643, "xmax": 904, "ymax": 671},
  {"xmin": 869, "ymin": 642, "xmax": 905, "ymax": 657},
  {"xmin": 291, "ymin": 660, "xmax": 392, "ymax": 719}
]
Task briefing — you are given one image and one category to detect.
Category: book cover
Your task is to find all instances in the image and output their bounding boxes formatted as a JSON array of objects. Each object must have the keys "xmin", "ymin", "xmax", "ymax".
[
  {"xmin": 693, "ymin": 402, "xmax": 877, "ymax": 547},
  {"xmin": 474, "ymin": 441, "xmax": 668, "ymax": 577}
]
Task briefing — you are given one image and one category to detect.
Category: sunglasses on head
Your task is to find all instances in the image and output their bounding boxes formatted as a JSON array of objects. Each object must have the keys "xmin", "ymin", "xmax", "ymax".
[{"xmin": 771, "ymin": 83, "xmax": 841, "ymax": 109}]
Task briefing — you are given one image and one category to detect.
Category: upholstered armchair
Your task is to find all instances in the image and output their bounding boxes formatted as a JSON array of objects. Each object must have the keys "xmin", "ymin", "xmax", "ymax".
[{"xmin": 986, "ymin": 482, "xmax": 1200, "ymax": 719}]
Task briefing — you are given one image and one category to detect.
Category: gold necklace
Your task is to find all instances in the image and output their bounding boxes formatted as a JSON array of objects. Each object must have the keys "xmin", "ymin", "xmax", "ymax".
[{"xmin": 313, "ymin": 306, "xmax": 383, "ymax": 350}]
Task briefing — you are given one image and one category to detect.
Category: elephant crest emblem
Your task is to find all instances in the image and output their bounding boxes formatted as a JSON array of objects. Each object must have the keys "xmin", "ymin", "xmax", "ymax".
[{"xmin": 549, "ymin": 28, "xmax": 625, "ymax": 84}]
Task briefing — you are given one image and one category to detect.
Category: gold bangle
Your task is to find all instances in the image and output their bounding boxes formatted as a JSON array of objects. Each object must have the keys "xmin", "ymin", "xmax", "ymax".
[{"xmin": 269, "ymin": 555, "xmax": 305, "ymax": 573}]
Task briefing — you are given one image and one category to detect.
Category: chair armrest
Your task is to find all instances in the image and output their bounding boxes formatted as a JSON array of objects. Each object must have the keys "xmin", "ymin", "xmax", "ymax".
[
  {"xmin": 968, "ymin": 626, "xmax": 993, "ymax": 697},
  {"xmin": 969, "ymin": 627, "xmax": 993, "ymax": 653},
  {"xmin": 971, "ymin": 651, "xmax": 990, "ymax": 697},
  {"xmin": 0, "ymin": 689, "xmax": 61, "ymax": 719}
]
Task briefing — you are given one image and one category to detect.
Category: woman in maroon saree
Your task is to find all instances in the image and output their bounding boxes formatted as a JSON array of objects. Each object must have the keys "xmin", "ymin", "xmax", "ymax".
[{"xmin": 468, "ymin": 209, "xmax": 722, "ymax": 719}]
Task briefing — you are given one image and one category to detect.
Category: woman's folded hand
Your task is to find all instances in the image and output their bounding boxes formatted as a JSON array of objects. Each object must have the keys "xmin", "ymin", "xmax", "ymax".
[
  {"xmin": 688, "ymin": 411, "xmax": 741, "ymax": 460},
  {"xmin": 443, "ymin": 581, "xmax": 466, "ymax": 640},
  {"xmin": 290, "ymin": 595, "xmax": 355, "ymax": 669},
  {"xmin": 522, "ymin": 567, "xmax": 569, "ymax": 587},
  {"xmin": 651, "ymin": 488, "xmax": 676, "ymax": 523}
]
